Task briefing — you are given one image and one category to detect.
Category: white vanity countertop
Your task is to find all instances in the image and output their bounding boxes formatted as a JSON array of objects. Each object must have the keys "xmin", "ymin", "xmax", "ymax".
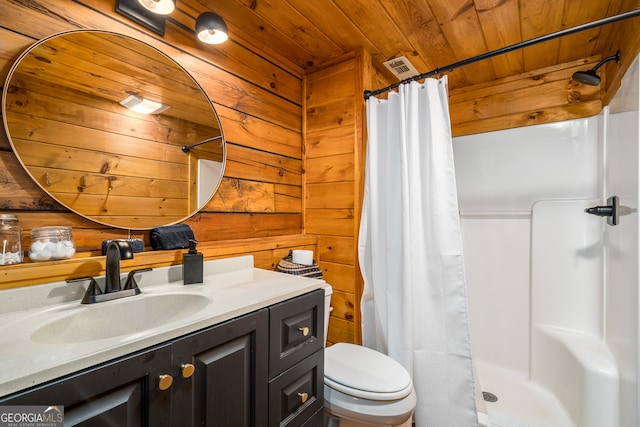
[{"xmin": 0, "ymin": 255, "xmax": 325, "ymax": 397}]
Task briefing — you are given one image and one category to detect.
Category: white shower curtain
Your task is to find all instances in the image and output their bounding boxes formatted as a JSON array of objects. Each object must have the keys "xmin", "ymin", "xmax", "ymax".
[{"xmin": 359, "ymin": 79, "xmax": 478, "ymax": 427}]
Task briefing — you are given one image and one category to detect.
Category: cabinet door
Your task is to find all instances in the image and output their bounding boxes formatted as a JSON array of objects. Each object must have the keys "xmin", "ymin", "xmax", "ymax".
[
  {"xmin": 172, "ymin": 309, "xmax": 269, "ymax": 427},
  {"xmin": 0, "ymin": 344, "xmax": 173, "ymax": 426}
]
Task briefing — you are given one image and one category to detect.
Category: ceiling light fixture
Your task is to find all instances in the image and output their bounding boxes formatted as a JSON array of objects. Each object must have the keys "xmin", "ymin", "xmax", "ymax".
[
  {"xmin": 196, "ymin": 12, "xmax": 229, "ymax": 44},
  {"xmin": 120, "ymin": 95, "xmax": 170, "ymax": 115},
  {"xmin": 137, "ymin": 0, "xmax": 175, "ymax": 15}
]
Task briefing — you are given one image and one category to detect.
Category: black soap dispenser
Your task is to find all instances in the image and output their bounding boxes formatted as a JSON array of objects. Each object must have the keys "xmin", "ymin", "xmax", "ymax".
[{"xmin": 183, "ymin": 239, "xmax": 203, "ymax": 285}]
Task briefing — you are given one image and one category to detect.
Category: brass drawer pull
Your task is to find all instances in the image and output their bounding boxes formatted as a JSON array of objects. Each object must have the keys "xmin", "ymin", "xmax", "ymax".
[
  {"xmin": 298, "ymin": 392, "xmax": 309, "ymax": 403},
  {"xmin": 158, "ymin": 374, "xmax": 173, "ymax": 391},
  {"xmin": 298, "ymin": 326, "xmax": 310, "ymax": 336},
  {"xmin": 181, "ymin": 363, "xmax": 196, "ymax": 378}
]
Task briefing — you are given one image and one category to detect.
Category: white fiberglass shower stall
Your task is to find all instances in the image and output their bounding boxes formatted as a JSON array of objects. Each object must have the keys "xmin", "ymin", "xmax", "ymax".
[{"xmin": 453, "ymin": 55, "xmax": 639, "ymax": 427}]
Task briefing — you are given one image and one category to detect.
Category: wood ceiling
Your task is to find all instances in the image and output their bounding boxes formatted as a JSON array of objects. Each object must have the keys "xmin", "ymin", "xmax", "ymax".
[{"xmin": 179, "ymin": 0, "xmax": 640, "ymax": 91}]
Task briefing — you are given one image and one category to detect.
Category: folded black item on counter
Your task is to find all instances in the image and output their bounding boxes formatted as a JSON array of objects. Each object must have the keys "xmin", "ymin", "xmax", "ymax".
[
  {"xmin": 101, "ymin": 238, "xmax": 145, "ymax": 255},
  {"xmin": 149, "ymin": 224, "xmax": 195, "ymax": 250}
]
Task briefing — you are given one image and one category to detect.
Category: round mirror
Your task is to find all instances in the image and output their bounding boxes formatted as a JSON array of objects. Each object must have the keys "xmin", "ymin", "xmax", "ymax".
[{"xmin": 2, "ymin": 30, "xmax": 225, "ymax": 230}]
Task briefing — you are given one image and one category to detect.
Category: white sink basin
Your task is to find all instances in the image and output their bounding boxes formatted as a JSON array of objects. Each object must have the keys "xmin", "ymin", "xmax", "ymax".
[{"xmin": 31, "ymin": 293, "xmax": 212, "ymax": 344}]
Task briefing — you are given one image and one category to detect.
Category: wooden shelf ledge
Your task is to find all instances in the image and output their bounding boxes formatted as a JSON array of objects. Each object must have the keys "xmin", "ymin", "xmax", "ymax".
[{"xmin": 0, "ymin": 235, "xmax": 318, "ymax": 290}]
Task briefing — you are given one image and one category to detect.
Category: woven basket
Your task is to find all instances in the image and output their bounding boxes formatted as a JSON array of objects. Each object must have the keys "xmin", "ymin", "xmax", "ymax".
[{"xmin": 276, "ymin": 250, "xmax": 323, "ymax": 279}]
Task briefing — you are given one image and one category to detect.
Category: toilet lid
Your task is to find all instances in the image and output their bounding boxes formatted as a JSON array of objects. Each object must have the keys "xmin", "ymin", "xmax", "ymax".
[{"xmin": 324, "ymin": 343, "xmax": 413, "ymax": 401}]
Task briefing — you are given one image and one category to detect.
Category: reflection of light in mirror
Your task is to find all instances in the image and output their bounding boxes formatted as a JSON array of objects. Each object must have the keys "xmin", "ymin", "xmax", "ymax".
[
  {"xmin": 119, "ymin": 94, "xmax": 170, "ymax": 114},
  {"xmin": 198, "ymin": 159, "xmax": 224, "ymax": 208}
]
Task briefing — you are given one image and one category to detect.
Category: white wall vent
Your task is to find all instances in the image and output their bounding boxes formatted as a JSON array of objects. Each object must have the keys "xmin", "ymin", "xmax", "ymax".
[{"xmin": 383, "ymin": 56, "xmax": 419, "ymax": 80}]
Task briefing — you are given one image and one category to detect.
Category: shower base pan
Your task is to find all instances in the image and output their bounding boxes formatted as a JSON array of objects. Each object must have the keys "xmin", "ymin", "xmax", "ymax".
[{"xmin": 475, "ymin": 361, "xmax": 574, "ymax": 427}]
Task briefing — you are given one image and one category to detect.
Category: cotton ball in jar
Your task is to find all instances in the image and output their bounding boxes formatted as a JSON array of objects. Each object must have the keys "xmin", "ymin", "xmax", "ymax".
[
  {"xmin": 62, "ymin": 241, "xmax": 75, "ymax": 258},
  {"xmin": 30, "ymin": 245, "xmax": 52, "ymax": 261},
  {"xmin": 29, "ymin": 239, "xmax": 53, "ymax": 261},
  {"xmin": 45, "ymin": 241, "xmax": 57, "ymax": 254},
  {"xmin": 52, "ymin": 241, "xmax": 66, "ymax": 258},
  {"xmin": 30, "ymin": 239, "xmax": 46, "ymax": 254}
]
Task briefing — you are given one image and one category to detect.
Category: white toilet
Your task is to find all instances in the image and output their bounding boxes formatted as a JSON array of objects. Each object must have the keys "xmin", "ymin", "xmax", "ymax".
[{"xmin": 321, "ymin": 284, "xmax": 417, "ymax": 427}]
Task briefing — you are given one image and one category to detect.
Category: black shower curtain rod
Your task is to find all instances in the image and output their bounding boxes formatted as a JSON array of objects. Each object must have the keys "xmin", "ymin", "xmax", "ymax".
[
  {"xmin": 363, "ymin": 8, "xmax": 640, "ymax": 100},
  {"xmin": 181, "ymin": 135, "xmax": 223, "ymax": 153}
]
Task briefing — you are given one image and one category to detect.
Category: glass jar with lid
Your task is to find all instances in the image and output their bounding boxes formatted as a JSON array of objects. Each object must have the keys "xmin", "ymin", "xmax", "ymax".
[
  {"xmin": 29, "ymin": 226, "xmax": 76, "ymax": 262},
  {"xmin": 0, "ymin": 214, "xmax": 23, "ymax": 265}
]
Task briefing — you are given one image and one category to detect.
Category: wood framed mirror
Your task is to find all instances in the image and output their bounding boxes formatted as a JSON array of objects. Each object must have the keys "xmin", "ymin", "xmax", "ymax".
[{"xmin": 2, "ymin": 30, "xmax": 225, "ymax": 230}]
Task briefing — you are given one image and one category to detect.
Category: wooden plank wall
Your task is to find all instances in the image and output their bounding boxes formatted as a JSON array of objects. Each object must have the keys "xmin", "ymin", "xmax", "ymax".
[
  {"xmin": 0, "ymin": 0, "xmax": 312, "ymax": 289},
  {"xmin": 304, "ymin": 51, "xmax": 371, "ymax": 345},
  {"xmin": 449, "ymin": 56, "xmax": 604, "ymax": 136},
  {"xmin": 1, "ymin": 0, "xmax": 636, "ymax": 345}
]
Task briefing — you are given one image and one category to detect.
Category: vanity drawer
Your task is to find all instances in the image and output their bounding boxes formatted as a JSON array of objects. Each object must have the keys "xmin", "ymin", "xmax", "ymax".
[
  {"xmin": 268, "ymin": 348, "xmax": 323, "ymax": 427},
  {"xmin": 269, "ymin": 289, "xmax": 324, "ymax": 377},
  {"xmin": 300, "ymin": 408, "xmax": 324, "ymax": 427}
]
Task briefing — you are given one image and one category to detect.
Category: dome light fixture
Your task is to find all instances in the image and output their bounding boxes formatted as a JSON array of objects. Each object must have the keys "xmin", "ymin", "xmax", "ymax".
[
  {"xmin": 196, "ymin": 12, "xmax": 229, "ymax": 44},
  {"xmin": 138, "ymin": 0, "xmax": 175, "ymax": 15}
]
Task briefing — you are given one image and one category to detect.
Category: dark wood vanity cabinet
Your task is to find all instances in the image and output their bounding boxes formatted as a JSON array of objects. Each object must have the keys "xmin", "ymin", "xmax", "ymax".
[
  {"xmin": 0, "ymin": 343, "xmax": 174, "ymax": 426},
  {"xmin": 0, "ymin": 289, "xmax": 324, "ymax": 427}
]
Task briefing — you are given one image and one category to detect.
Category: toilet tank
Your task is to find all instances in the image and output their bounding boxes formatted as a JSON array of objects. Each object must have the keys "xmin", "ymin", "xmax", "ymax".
[{"xmin": 321, "ymin": 283, "xmax": 333, "ymax": 346}]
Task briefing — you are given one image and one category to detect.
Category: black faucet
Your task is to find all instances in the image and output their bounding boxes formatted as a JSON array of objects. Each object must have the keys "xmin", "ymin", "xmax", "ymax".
[
  {"xmin": 67, "ymin": 241, "xmax": 151, "ymax": 304},
  {"xmin": 105, "ymin": 240, "xmax": 133, "ymax": 293}
]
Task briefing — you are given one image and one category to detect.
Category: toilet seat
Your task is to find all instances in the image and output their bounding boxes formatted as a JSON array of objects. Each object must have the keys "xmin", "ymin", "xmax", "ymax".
[
  {"xmin": 324, "ymin": 343, "xmax": 413, "ymax": 401},
  {"xmin": 324, "ymin": 384, "xmax": 417, "ymax": 426}
]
